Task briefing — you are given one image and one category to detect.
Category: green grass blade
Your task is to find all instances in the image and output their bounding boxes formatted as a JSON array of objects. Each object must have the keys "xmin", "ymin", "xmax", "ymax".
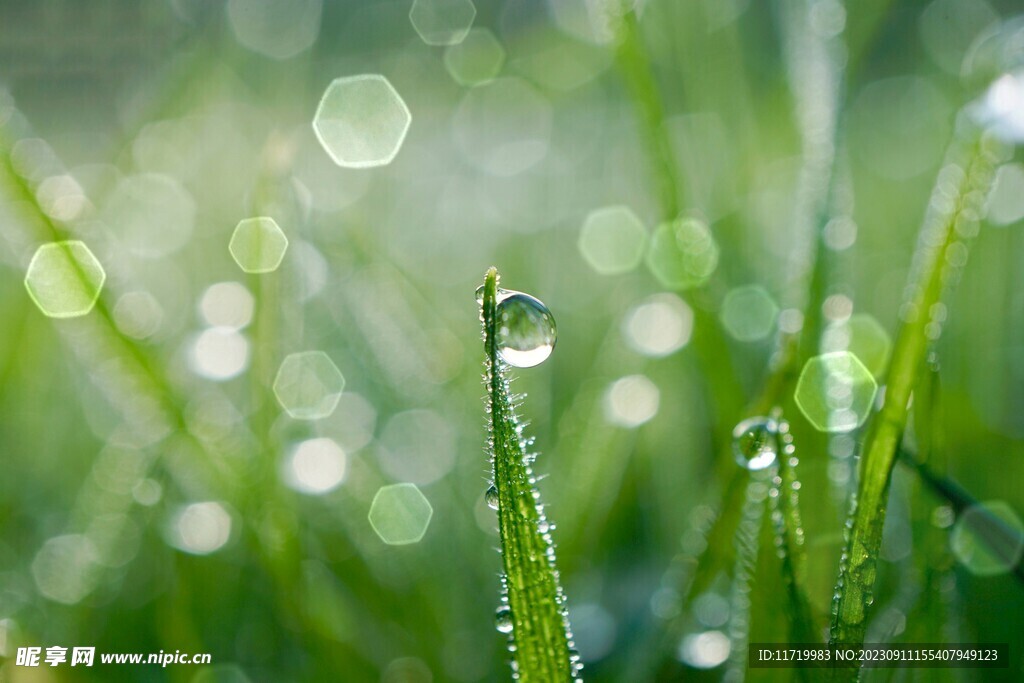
[
  {"xmin": 828, "ymin": 119, "xmax": 1009, "ymax": 661},
  {"xmin": 480, "ymin": 267, "xmax": 577, "ymax": 682},
  {"xmin": 613, "ymin": 10, "xmax": 680, "ymax": 220},
  {"xmin": 724, "ymin": 477, "xmax": 768, "ymax": 680},
  {"xmin": 769, "ymin": 415, "xmax": 819, "ymax": 647}
]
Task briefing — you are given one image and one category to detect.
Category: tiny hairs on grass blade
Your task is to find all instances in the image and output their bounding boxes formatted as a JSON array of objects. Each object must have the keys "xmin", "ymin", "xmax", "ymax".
[{"xmin": 479, "ymin": 267, "xmax": 579, "ymax": 681}]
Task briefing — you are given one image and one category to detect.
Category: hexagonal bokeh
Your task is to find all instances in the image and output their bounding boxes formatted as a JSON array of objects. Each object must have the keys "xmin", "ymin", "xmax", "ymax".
[
  {"xmin": 273, "ymin": 351, "xmax": 345, "ymax": 420},
  {"xmin": 578, "ymin": 205, "xmax": 648, "ymax": 275},
  {"xmin": 646, "ymin": 217, "xmax": 719, "ymax": 290},
  {"xmin": 24, "ymin": 241, "xmax": 106, "ymax": 319},
  {"xmin": 312, "ymin": 75, "xmax": 412, "ymax": 169},
  {"xmin": 229, "ymin": 217, "xmax": 289, "ymax": 273},
  {"xmin": 409, "ymin": 0, "xmax": 476, "ymax": 46},
  {"xmin": 444, "ymin": 28, "xmax": 505, "ymax": 87},
  {"xmin": 227, "ymin": 0, "xmax": 321, "ymax": 60},
  {"xmin": 820, "ymin": 313, "xmax": 892, "ymax": 377},
  {"xmin": 368, "ymin": 483, "xmax": 433, "ymax": 545},
  {"xmin": 720, "ymin": 285, "xmax": 779, "ymax": 342},
  {"xmin": 950, "ymin": 501, "xmax": 1024, "ymax": 577},
  {"xmin": 794, "ymin": 351, "xmax": 878, "ymax": 433}
]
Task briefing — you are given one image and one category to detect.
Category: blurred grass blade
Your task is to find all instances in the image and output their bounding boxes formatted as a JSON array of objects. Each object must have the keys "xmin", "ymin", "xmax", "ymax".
[
  {"xmin": 901, "ymin": 447, "xmax": 1024, "ymax": 584},
  {"xmin": 480, "ymin": 267, "xmax": 577, "ymax": 682},
  {"xmin": 829, "ymin": 119, "xmax": 1009, "ymax": 661},
  {"xmin": 724, "ymin": 477, "xmax": 768, "ymax": 681},
  {"xmin": 769, "ymin": 415, "xmax": 818, "ymax": 647},
  {"xmin": 613, "ymin": 9, "xmax": 680, "ymax": 220}
]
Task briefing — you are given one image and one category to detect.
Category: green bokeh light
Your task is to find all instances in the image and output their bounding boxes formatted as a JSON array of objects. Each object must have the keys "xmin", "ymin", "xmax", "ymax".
[
  {"xmin": 645, "ymin": 217, "xmax": 719, "ymax": 290},
  {"xmin": 24, "ymin": 240, "xmax": 106, "ymax": 319},
  {"xmin": 273, "ymin": 351, "xmax": 345, "ymax": 420},
  {"xmin": 368, "ymin": 483, "xmax": 434, "ymax": 546},
  {"xmin": 312, "ymin": 75, "xmax": 412, "ymax": 169},
  {"xmin": 794, "ymin": 351, "xmax": 878, "ymax": 432},
  {"xmin": 578, "ymin": 205, "xmax": 648, "ymax": 275},
  {"xmin": 229, "ymin": 217, "xmax": 289, "ymax": 274}
]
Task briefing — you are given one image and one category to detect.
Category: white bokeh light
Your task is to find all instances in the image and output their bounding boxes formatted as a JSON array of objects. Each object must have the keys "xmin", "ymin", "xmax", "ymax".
[
  {"xmin": 974, "ymin": 70, "xmax": 1024, "ymax": 143},
  {"xmin": 190, "ymin": 328, "xmax": 250, "ymax": 381},
  {"xmin": 623, "ymin": 294, "xmax": 693, "ymax": 358},
  {"xmin": 168, "ymin": 502, "xmax": 232, "ymax": 555},
  {"xmin": 284, "ymin": 438, "xmax": 347, "ymax": 495},
  {"xmin": 31, "ymin": 534, "xmax": 101, "ymax": 605},
  {"xmin": 227, "ymin": 0, "xmax": 322, "ymax": 60},
  {"xmin": 604, "ymin": 375, "xmax": 660, "ymax": 428},
  {"xmin": 199, "ymin": 281, "xmax": 255, "ymax": 329},
  {"xmin": 677, "ymin": 630, "xmax": 730, "ymax": 669}
]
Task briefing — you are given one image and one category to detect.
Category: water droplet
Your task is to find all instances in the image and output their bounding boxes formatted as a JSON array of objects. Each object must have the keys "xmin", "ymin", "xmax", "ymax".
[
  {"xmin": 477, "ymin": 284, "xmax": 515, "ymax": 305},
  {"xmin": 731, "ymin": 417, "xmax": 778, "ymax": 471},
  {"xmin": 495, "ymin": 605, "xmax": 513, "ymax": 633},
  {"xmin": 485, "ymin": 485, "xmax": 499, "ymax": 510},
  {"xmin": 495, "ymin": 291, "xmax": 556, "ymax": 368}
]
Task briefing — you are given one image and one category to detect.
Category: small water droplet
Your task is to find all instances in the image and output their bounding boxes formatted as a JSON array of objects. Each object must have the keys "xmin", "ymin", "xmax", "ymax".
[
  {"xmin": 731, "ymin": 416, "xmax": 778, "ymax": 471},
  {"xmin": 486, "ymin": 485, "xmax": 499, "ymax": 510},
  {"xmin": 495, "ymin": 605, "xmax": 514, "ymax": 633},
  {"xmin": 495, "ymin": 291, "xmax": 557, "ymax": 368}
]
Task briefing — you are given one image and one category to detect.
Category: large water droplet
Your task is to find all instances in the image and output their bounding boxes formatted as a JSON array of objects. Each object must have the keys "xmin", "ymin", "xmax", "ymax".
[
  {"xmin": 495, "ymin": 605, "xmax": 514, "ymax": 633},
  {"xmin": 485, "ymin": 485, "xmax": 499, "ymax": 510},
  {"xmin": 495, "ymin": 292, "xmax": 556, "ymax": 368},
  {"xmin": 731, "ymin": 417, "xmax": 778, "ymax": 471}
]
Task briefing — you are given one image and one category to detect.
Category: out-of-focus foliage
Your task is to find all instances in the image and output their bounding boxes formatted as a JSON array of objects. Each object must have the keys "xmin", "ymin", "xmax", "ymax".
[{"xmin": 0, "ymin": 0, "xmax": 1022, "ymax": 681}]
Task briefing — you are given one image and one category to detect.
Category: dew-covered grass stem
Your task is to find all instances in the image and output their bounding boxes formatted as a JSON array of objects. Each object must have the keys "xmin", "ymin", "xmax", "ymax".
[
  {"xmin": 829, "ymin": 120, "xmax": 1009, "ymax": 662},
  {"xmin": 480, "ymin": 267, "xmax": 577, "ymax": 682}
]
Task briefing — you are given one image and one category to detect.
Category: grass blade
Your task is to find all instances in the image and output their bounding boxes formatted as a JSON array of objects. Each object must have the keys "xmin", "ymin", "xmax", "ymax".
[
  {"xmin": 769, "ymin": 415, "xmax": 819, "ymax": 647},
  {"xmin": 480, "ymin": 267, "xmax": 577, "ymax": 682},
  {"xmin": 724, "ymin": 477, "xmax": 768, "ymax": 681},
  {"xmin": 613, "ymin": 9, "xmax": 680, "ymax": 220},
  {"xmin": 828, "ymin": 119, "xmax": 1008, "ymax": 660}
]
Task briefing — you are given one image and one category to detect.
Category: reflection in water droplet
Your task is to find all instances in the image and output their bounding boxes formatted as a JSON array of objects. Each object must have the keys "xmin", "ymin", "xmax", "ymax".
[
  {"xmin": 486, "ymin": 485, "xmax": 499, "ymax": 510},
  {"xmin": 731, "ymin": 417, "xmax": 779, "ymax": 471},
  {"xmin": 495, "ymin": 291, "xmax": 556, "ymax": 368},
  {"xmin": 495, "ymin": 605, "xmax": 514, "ymax": 633},
  {"xmin": 477, "ymin": 284, "xmax": 513, "ymax": 305}
]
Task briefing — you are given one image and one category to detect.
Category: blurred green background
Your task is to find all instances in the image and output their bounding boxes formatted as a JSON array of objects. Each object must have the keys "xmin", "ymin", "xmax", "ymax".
[{"xmin": 1, "ymin": 0, "xmax": 1023, "ymax": 681}]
